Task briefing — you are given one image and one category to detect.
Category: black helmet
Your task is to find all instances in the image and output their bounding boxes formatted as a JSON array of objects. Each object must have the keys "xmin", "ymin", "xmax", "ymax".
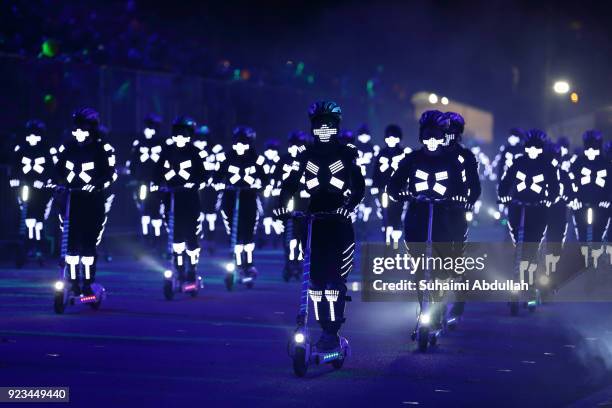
[
  {"xmin": 582, "ymin": 129, "xmax": 603, "ymax": 150},
  {"xmin": 144, "ymin": 113, "xmax": 162, "ymax": 130},
  {"xmin": 172, "ymin": 116, "xmax": 196, "ymax": 136},
  {"xmin": 556, "ymin": 136, "xmax": 570, "ymax": 150},
  {"xmin": 525, "ymin": 129, "xmax": 548, "ymax": 148},
  {"xmin": 288, "ymin": 130, "xmax": 308, "ymax": 146},
  {"xmin": 72, "ymin": 107, "xmax": 100, "ymax": 132},
  {"xmin": 418, "ymin": 110, "xmax": 448, "ymax": 140},
  {"xmin": 339, "ymin": 129, "xmax": 355, "ymax": 145},
  {"xmin": 308, "ymin": 101, "xmax": 342, "ymax": 125},
  {"xmin": 445, "ymin": 112, "xmax": 465, "ymax": 136},
  {"xmin": 264, "ymin": 138, "xmax": 280, "ymax": 151},
  {"xmin": 25, "ymin": 119, "xmax": 46, "ymax": 136},
  {"xmin": 384, "ymin": 124, "xmax": 403, "ymax": 140},
  {"xmin": 356, "ymin": 123, "xmax": 370, "ymax": 136},
  {"xmin": 232, "ymin": 126, "xmax": 256, "ymax": 144},
  {"xmin": 195, "ymin": 124, "xmax": 210, "ymax": 139}
]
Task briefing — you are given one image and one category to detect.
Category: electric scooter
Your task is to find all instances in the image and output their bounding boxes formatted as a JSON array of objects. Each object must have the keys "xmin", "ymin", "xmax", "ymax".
[
  {"xmin": 286, "ymin": 211, "xmax": 351, "ymax": 377},
  {"xmin": 224, "ymin": 186, "xmax": 257, "ymax": 290},
  {"xmin": 53, "ymin": 187, "xmax": 106, "ymax": 314}
]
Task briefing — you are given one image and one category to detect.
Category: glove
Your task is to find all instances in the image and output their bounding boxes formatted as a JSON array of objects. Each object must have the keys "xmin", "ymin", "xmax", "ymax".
[
  {"xmin": 184, "ymin": 182, "xmax": 195, "ymax": 189},
  {"xmin": 273, "ymin": 206, "xmax": 289, "ymax": 220},
  {"xmin": 9, "ymin": 179, "xmax": 20, "ymax": 187},
  {"xmin": 499, "ymin": 196, "xmax": 511, "ymax": 204},
  {"xmin": 539, "ymin": 199, "xmax": 552, "ymax": 208},
  {"xmin": 569, "ymin": 198, "xmax": 582, "ymax": 210},
  {"xmin": 33, "ymin": 180, "xmax": 44, "ymax": 189},
  {"xmin": 370, "ymin": 187, "xmax": 379, "ymax": 195},
  {"xmin": 599, "ymin": 201, "xmax": 610, "ymax": 209},
  {"xmin": 82, "ymin": 184, "xmax": 96, "ymax": 192},
  {"xmin": 336, "ymin": 207, "xmax": 353, "ymax": 220}
]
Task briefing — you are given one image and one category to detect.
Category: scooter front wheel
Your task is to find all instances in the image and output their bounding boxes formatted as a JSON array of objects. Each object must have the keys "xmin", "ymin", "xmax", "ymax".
[
  {"xmin": 292, "ymin": 347, "xmax": 308, "ymax": 377},
  {"xmin": 53, "ymin": 292, "xmax": 65, "ymax": 314},
  {"xmin": 417, "ymin": 327, "xmax": 430, "ymax": 352},
  {"xmin": 163, "ymin": 280, "xmax": 174, "ymax": 300},
  {"xmin": 224, "ymin": 274, "xmax": 234, "ymax": 291}
]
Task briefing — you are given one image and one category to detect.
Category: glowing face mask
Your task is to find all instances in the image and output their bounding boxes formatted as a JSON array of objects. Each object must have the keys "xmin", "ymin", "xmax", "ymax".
[
  {"xmin": 584, "ymin": 148, "xmax": 600, "ymax": 160},
  {"xmin": 385, "ymin": 136, "xmax": 400, "ymax": 148},
  {"xmin": 288, "ymin": 145, "xmax": 300, "ymax": 157},
  {"xmin": 72, "ymin": 129, "xmax": 90, "ymax": 143},
  {"xmin": 193, "ymin": 140, "xmax": 207, "ymax": 150},
  {"xmin": 144, "ymin": 128, "xmax": 156, "ymax": 139},
  {"xmin": 313, "ymin": 125, "xmax": 337, "ymax": 143},
  {"xmin": 560, "ymin": 146, "xmax": 568, "ymax": 156},
  {"xmin": 233, "ymin": 142, "xmax": 250, "ymax": 155},
  {"xmin": 508, "ymin": 135, "xmax": 521, "ymax": 146},
  {"xmin": 25, "ymin": 134, "xmax": 42, "ymax": 146},
  {"xmin": 172, "ymin": 134, "xmax": 190, "ymax": 148},
  {"xmin": 357, "ymin": 133, "xmax": 371, "ymax": 144},
  {"xmin": 422, "ymin": 137, "xmax": 445, "ymax": 152},
  {"xmin": 525, "ymin": 146, "xmax": 543, "ymax": 159},
  {"xmin": 264, "ymin": 149, "xmax": 279, "ymax": 160}
]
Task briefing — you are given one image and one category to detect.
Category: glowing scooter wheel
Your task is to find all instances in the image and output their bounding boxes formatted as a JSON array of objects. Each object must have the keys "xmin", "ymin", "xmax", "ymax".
[
  {"xmin": 89, "ymin": 297, "xmax": 102, "ymax": 310},
  {"xmin": 292, "ymin": 347, "xmax": 308, "ymax": 377}
]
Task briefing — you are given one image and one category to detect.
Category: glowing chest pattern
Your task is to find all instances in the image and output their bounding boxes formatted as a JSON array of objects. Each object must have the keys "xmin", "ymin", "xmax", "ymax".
[
  {"xmin": 227, "ymin": 165, "xmax": 258, "ymax": 186},
  {"xmin": 65, "ymin": 161, "xmax": 95, "ymax": 183},
  {"xmin": 139, "ymin": 145, "xmax": 162, "ymax": 163},
  {"xmin": 515, "ymin": 171, "xmax": 545, "ymax": 194},
  {"xmin": 378, "ymin": 153, "xmax": 405, "ymax": 173},
  {"xmin": 413, "ymin": 169, "xmax": 449, "ymax": 196},
  {"xmin": 305, "ymin": 159, "xmax": 346, "ymax": 191},
  {"xmin": 21, "ymin": 156, "xmax": 46, "ymax": 174},
  {"xmin": 580, "ymin": 167, "xmax": 607, "ymax": 187},
  {"xmin": 164, "ymin": 160, "xmax": 192, "ymax": 181}
]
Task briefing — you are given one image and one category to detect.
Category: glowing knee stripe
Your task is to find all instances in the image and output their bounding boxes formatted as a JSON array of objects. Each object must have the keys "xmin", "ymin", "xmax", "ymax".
[
  {"xmin": 173, "ymin": 242, "xmax": 186, "ymax": 266},
  {"xmin": 186, "ymin": 248, "xmax": 200, "ymax": 265},
  {"xmin": 244, "ymin": 242, "xmax": 255, "ymax": 264},
  {"xmin": 234, "ymin": 244, "xmax": 244, "ymax": 265},
  {"xmin": 81, "ymin": 256, "xmax": 94, "ymax": 280},
  {"xmin": 343, "ymin": 243, "xmax": 355, "ymax": 254},
  {"xmin": 298, "ymin": 242, "xmax": 303, "ymax": 261},
  {"xmin": 309, "ymin": 290, "xmax": 323, "ymax": 320},
  {"xmin": 263, "ymin": 217, "xmax": 273, "ymax": 235},
  {"xmin": 35, "ymin": 222, "xmax": 43, "ymax": 241},
  {"xmin": 289, "ymin": 239, "xmax": 297, "ymax": 261},
  {"xmin": 206, "ymin": 214, "xmax": 217, "ymax": 231},
  {"xmin": 141, "ymin": 215, "xmax": 151, "ymax": 235},
  {"xmin": 151, "ymin": 219, "xmax": 162, "ymax": 236},
  {"xmin": 65, "ymin": 255, "xmax": 80, "ymax": 280},
  {"xmin": 273, "ymin": 220, "xmax": 284, "ymax": 234},
  {"xmin": 325, "ymin": 290, "xmax": 340, "ymax": 322},
  {"xmin": 341, "ymin": 264, "xmax": 353, "ymax": 277},
  {"xmin": 362, "ymin": 206, "xmax": 372, "ymax": 221},
  {"xmin": 25, "ymin": 218, "xmax": 36, "ymax": 239}
]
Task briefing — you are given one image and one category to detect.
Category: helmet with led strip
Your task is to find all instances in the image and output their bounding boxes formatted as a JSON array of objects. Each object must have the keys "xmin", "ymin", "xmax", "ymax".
[
  {"xmin": 525, "ymin": 129, "xmax": 548, "ymax": 149},
  {"xmin": 308, "ymin": 101, "xmax": 342, "ymax": 144},
  {"xmin": 288, "ymin": 130, "xmax": 308, "ymax": 147},
  {"xmin": 418, "ymin": 110, "xmax": 448, "ymax": 153},
  {"xmin": 232, "ymin": 126, "xmax": 256, "ymax": 145},
  {"xmin": 144, "ymin": 113, "xmax": 162, "ymax": 130},
  {"xmin": 72, "ymin": 107, "xmax": 100, "ymax": 143},
  {"xmin": 507, "ymin": 127, "xmax": 526, "ymax": 146},
  {"xmin": 264, "ymin": 138, "xmax": 280, "ymax": 151},
  {"xmin": 25, "ymin": 119, "xmax": 46, "ymax": 137},
  {"xmin": 172, "ymin": 116, "xmax": 196, "ymax": 137},
  {"xmin": 582, "ymin": 129, "xmax": 603, "ymax": 150},
  {"xmin": 356, "ymin": 123, "xmax": 371, "ymax": 144}
]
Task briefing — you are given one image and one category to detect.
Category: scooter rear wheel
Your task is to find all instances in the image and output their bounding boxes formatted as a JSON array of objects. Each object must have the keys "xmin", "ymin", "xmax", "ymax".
[
  {"xmin": 331, "ymin": 356, "xmax": 345, "ymax": 370},
  {"xmin": 292, "ymin": 347, "xmax": 308, "ymax": 377},
  {"xmin": 224, "ymin": 274, "xmax": 234, "ymax": 291}
]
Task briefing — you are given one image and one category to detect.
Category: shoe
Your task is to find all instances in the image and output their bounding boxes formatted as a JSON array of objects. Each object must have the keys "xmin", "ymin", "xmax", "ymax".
[
  {"xmin": 315, "ymin": 332, "xmax": 340, "ymax": 352},
  {"xmin": 70, "ymin": 282, "xmax": 81, "ymax": 296},
  {"xmin": 82, "ymin": 283, "xmax": 94, "ymax": 296}
]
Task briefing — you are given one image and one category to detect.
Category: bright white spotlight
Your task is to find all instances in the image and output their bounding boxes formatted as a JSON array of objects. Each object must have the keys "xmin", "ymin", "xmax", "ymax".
[
  {"xmin": 553, "ymin": 81, "xmax": 570, "ymax": 94},
  {"xmin": 225, "ymin": 262, "xmax": 236, "ymax": 273},
  {"xmin": 441, "ymin": 96, "xmax": 449, "ymax": 105},
  {"xmin": 163, "ymin": 270, "xmax": 173, "ymax": 279},
  {"xmin": 428, "ymin": 93, "xmax": 438, "ymax": 104},
  {"xmin": 465, "ymin": 211, "xmax": 474, "ymax": 222},
  {"xmin": 420, "ymin": 312, "xmax": 431, "ymax": 325},
  {"xmin": 294, "ymin": 332, "xmax": 305, "ymax": 344},
  {"xmin": 54, "ymin": 281, "xmax": 65, "ymax": 291},
  {"xmin": 494, "ymin": 211, "xmax": 501, "ymax": 220},
  {"xmin": 539, "ymin": 275, "xmax": 550, "ymax": 286},
  {"xmin": 351, "ymin": 282, "xmax": 360, "ymax": 291}
]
